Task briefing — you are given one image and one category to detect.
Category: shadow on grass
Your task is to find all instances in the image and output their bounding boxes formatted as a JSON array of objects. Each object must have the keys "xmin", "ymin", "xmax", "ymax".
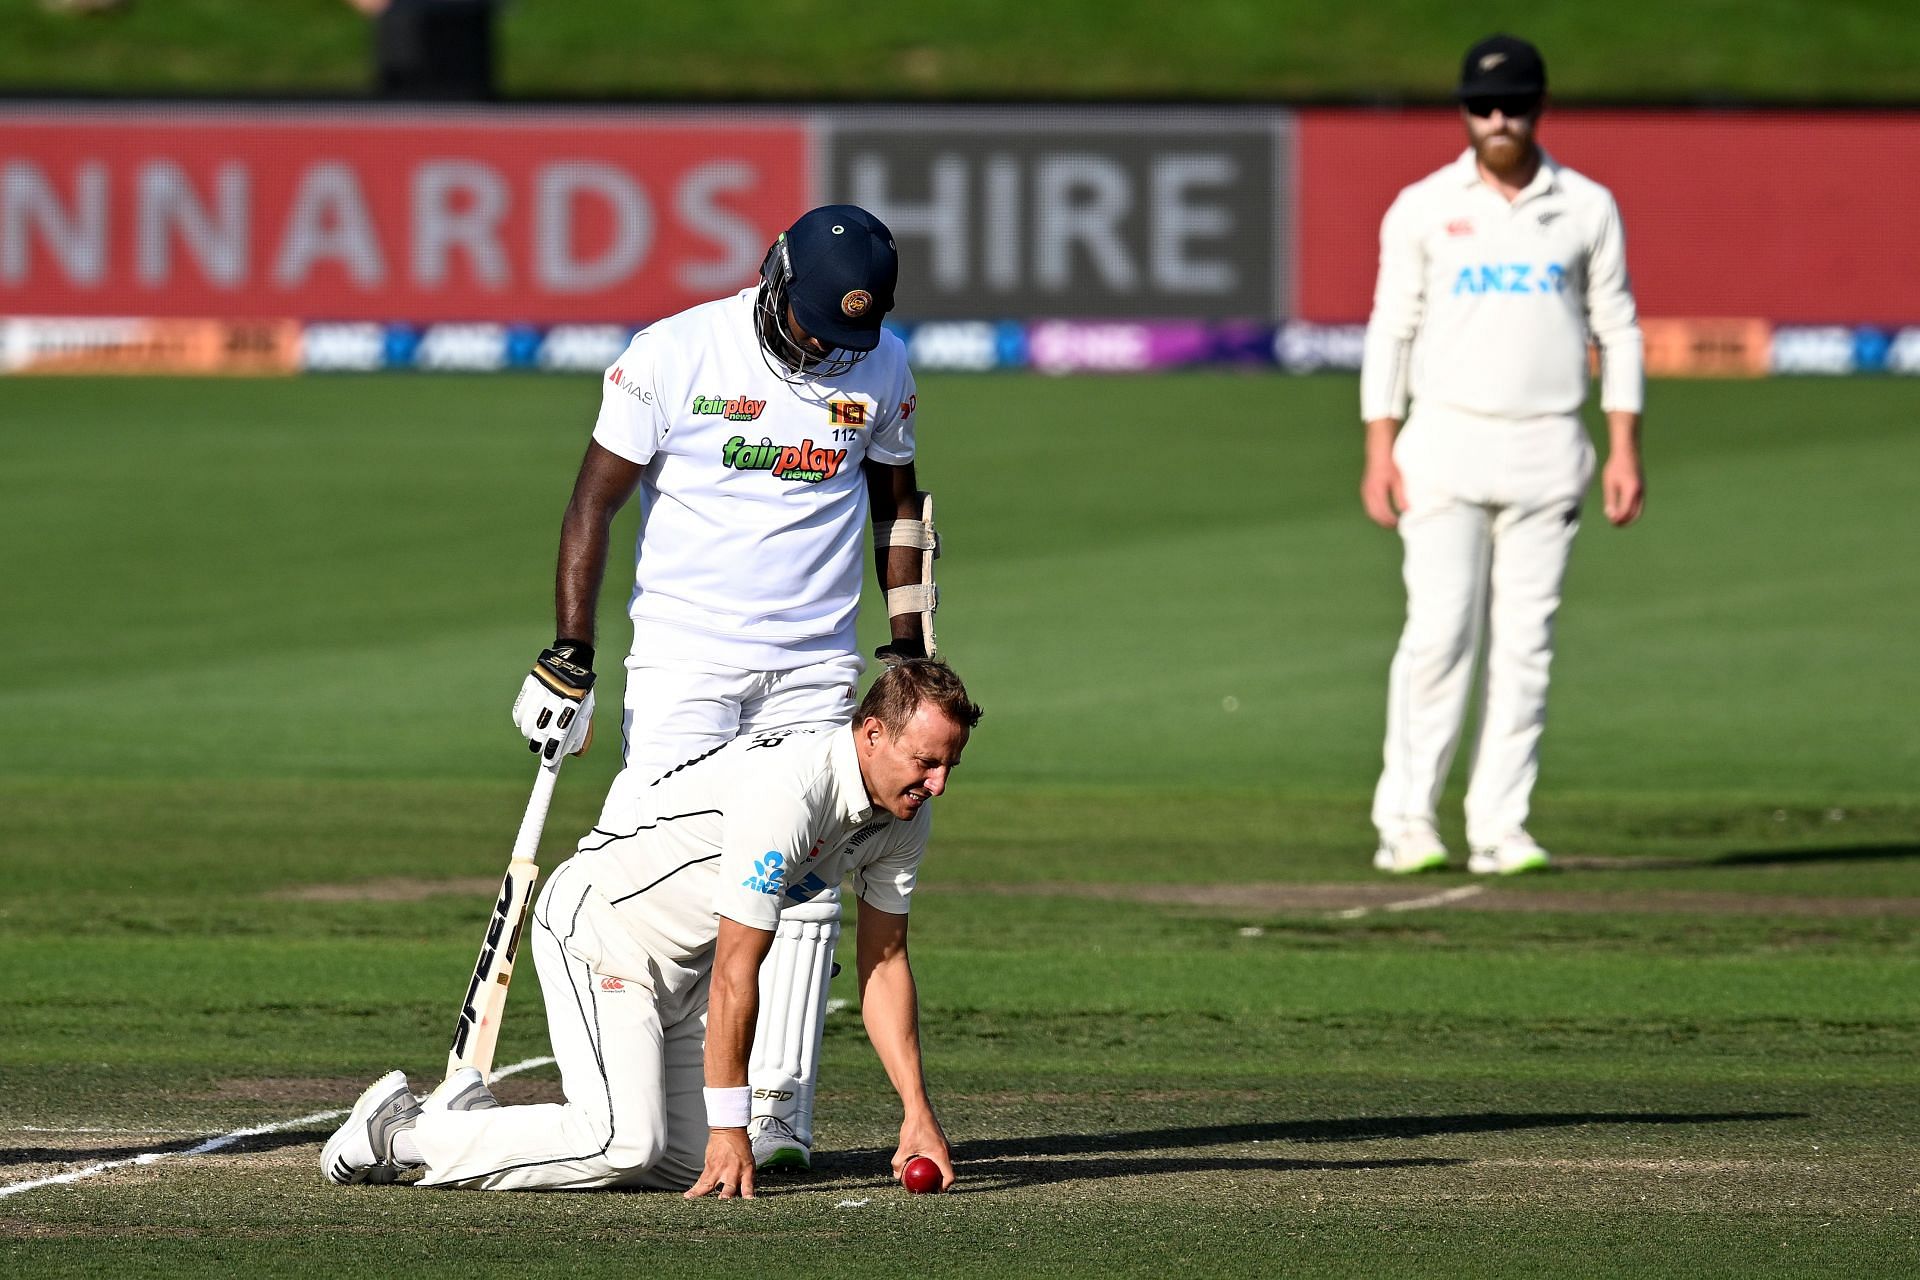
[
  {"xmin": 961, "ymin": 1110, "xmax": 1805, "ymax": 1157},
  {"xmin": 1, "ymin": 1128, "xmax": 334, "ymax": 1169},
  {"xmin": 1711, "ymin": 843, "xmax": 1920, "ymax": 868},
  {"xmin": 944, "ymin": 1153, "xmax": 1461, "ymax": 1191},
  {"xmin": 814, "ymin": 1110, "xmax": 1804, "ymax": 1190},
  {"xmin": 1565, "ymin": 844, "xmax": 1920, "ymax": 872}
]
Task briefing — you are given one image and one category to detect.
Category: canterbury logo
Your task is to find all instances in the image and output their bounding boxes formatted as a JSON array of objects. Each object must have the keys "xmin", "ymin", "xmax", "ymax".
[{"xmin": 599, "ymin": 977, "xmax": 625, "ymax": 991}]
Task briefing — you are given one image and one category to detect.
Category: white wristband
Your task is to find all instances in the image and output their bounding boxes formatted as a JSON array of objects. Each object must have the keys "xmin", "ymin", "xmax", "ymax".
[{"xmin": 704, "ymin": 1085, "xmax": 750, "ymax": 1129}]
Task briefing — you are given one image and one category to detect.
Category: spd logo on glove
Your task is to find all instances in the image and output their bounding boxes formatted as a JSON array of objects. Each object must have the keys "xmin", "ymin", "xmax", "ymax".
[{"xmin": 513, "ymin": 642, "xmax": 597, "ymax": 761}]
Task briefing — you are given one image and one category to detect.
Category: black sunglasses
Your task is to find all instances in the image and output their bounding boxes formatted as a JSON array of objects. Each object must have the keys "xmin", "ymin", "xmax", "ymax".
[{"xmin": 1464, "ymin": 94, "xmax": 1541, "ymax": 119}]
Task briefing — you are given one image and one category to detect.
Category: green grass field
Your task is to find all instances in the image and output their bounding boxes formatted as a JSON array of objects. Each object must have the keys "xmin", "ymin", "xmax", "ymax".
[
  {"xmin": 1, "ymin": 373, "xmax": 1916, "ymax": 1275},
  {"xmin": 3, "ymin": 0, "xmax": 1918, "ymax": 100}
]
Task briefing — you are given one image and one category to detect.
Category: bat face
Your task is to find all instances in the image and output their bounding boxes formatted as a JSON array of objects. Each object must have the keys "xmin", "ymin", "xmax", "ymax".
[{"xmin": 448, "ymin": 859, "xmax": 539, "ymax": 1080}]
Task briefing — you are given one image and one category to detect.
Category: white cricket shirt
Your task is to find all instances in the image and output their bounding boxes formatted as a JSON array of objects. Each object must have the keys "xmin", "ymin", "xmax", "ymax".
[
  {"xmin": 593, "ymin": 289, "xmax": 919, "ymax": 670},
  {"xmin": 1359, "ymin": 149, "xmax": 1644, "ymax": 423},
  {"xmin": 568, "ymin": 725, "xmax": 930, "ymax": 966}
]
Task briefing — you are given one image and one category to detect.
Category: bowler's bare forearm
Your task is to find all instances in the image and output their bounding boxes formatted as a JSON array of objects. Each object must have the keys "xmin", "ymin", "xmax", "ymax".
[
  {"xmin": 706, "ymin": 917, "xmax": 775, "ymax": 1088},
  {"xmin": 555, "ymin": 441, "xmax": 643, "ymax": 644},
  {"xmin": 857, "ymin": 904, "xmax": 934, "ymax": 1119}
]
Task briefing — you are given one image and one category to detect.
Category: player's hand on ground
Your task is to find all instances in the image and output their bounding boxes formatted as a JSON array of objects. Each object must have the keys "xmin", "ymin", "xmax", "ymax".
[
  {"xmin": 891, "ymin": 1114, "xmax": 955, "ymax": 1191},
  {"xmin": 686, "ymin": 1128, "xmax": 757, "ymax": 1200},
  {"xmin": 1602, "ymin": 451, "xmax": 1645, "ymax": 526},
  {"xmin": 512, "ymin": 642, "xmax": 597, "ymax": 762},
  {"xmin": 1360, "ymin": 455, "xmax": 1408, "ymax": 529}
]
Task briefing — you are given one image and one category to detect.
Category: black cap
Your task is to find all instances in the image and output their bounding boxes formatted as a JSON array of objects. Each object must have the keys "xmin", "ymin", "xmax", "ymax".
[
  {"xmin": 781, "ymin": 205, "xmax": 898, "ymax": 353},
  {"xmin": 1457, "ymin": 34, "xmax": 1547, "ymax": 100}
]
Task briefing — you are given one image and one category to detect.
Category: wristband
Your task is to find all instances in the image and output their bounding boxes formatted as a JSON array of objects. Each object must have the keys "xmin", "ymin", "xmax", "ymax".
[
  {"xmin": 552, "ymin": 638, "xmax": 595, "ymax": 670},
  {"xmin": 704, "ymin": 1085, "xmax": 750, "ymax": 1129}
]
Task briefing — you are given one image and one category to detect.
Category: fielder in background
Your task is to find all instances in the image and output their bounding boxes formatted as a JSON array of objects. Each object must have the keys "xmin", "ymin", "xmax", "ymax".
[
  {"xmin": 323, "ymin": 660, "xmax": 980, "ymax": 1197},
  {"xmin": 508, "ymin": 204, "xmax": 941, "ymax": 1171},
  {"xmin": 1360, "ymin": 34, "xmax": 1646, "ymax": 876}
]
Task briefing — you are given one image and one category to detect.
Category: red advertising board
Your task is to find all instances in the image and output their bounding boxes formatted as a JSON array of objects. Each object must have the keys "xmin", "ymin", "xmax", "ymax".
[
  {"xmin": 0, "ymin": 107, "xmax": 807, "ymax": 323},
  {"xmin": 1296, "ymin": 109, "xmax": 1920, "ymax": 325}
]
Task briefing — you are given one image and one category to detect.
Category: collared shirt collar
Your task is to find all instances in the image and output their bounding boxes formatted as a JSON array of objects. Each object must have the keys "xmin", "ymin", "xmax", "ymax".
[
  {"xmin": 830, "ymin": 726, "xmax": 877, "ymax": 825},
  {"xmin": 1452, "ymin": 147, "xmax": 1561, "ymax": 201}
]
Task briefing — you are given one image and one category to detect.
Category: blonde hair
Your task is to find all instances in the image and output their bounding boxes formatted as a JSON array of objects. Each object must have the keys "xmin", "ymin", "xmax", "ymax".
[{"xmin": 857, "ymin": 660, "xmax": 983, "ymax": 734}]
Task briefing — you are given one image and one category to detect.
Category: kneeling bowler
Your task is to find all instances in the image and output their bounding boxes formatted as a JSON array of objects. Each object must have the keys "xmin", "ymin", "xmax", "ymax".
[{"xmin": 322, "ymin": 661, "xmax": 981, "ymax": 1198}]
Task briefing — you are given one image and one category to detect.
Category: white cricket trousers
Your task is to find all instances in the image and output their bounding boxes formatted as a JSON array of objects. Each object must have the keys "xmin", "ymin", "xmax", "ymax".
[
  {"xmin": 600, "ymin": 653, "xmax": 864, "ymax": 819},
  {"xmin": 411, "ymin": 857, "xmax": 709, "ymax": 1190},
  {"xmin": 1372, "ymin": 404, "xmax": 1595, "ymax": 849},
  {"xmin": 599, "ymin": 650, "xmax": 862, "ymax": 1150}
]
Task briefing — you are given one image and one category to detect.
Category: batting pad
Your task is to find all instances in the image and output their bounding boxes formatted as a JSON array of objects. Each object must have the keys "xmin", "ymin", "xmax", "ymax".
[{"xmin": 749, "ymin": 888, "xmax": 842, "ymax": 1147}]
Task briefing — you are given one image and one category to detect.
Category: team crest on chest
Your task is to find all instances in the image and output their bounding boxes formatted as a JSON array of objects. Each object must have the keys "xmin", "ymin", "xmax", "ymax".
[
  {"xmin": 827, "ymin": 399, "xmax": 868, "ymax": 427},
  {"xmin": 840, "ymin": 289, "xmax": 873, "ymax": 318}
]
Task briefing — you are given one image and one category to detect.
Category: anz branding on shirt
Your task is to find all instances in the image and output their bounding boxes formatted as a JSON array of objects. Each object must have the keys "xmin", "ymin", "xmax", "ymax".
[
  {"xmin": 742, "ymin": 851, "xmax": 785, "ymax": 896},
  {"xmin": 1451, "ymin": 262, "xmax": 1570, "ymax": 297},
  {"xmin": 784, "ymin": 872, "xmax": 831, "ymax": 903}
]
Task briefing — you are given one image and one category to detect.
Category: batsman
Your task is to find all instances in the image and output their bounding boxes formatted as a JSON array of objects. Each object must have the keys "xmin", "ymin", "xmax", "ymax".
[{"xmin": 509, "ymin": 202, "xmax": 939, "ymax": 1173}]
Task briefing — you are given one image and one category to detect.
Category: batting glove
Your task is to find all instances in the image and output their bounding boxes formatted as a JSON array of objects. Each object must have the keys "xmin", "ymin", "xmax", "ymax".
[
  {"xmin": 512, "ymin": 641, "xmax": 597, "ymax": 761},
  {"xmin": 873, "ymin": 638, "xmax": 928, "ymax": 667}
]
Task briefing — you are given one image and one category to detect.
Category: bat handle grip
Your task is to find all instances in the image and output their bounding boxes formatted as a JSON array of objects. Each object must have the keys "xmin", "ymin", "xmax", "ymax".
[{"xmin": 510, "ymin": 758, "xmax": 562, "ymax": 863}]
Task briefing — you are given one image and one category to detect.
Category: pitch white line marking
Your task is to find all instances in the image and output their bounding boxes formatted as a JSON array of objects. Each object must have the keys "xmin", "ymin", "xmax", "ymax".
[
  {"xmin": 826, "ymin": 998, "xmax": 849, "ymax": 1015},
  {"xmin": 1333, "ymin": 884, "xmax": 1485, "ymax": 920},
  {"xmin": 835, "ymin": 1197, "xmax": 872, "ymax": 1208},
  {"xmin": 0, "ymin": 1055, "xmax": 556, "ymax": 1200},
  {"xmin": 18, "ymin": 1127, "xmax": 208, "ymax": 1135}
]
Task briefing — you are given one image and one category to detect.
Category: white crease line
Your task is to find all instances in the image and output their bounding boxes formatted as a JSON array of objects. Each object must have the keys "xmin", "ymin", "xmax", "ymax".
[
  {"xmin": 1333, "ymin": 884, "xmax": 1485, "ymax": 920},
  {"xmin": 0, "ymin": 1054, "xmax": 556, "ymax": 1200},
  {"xmin": 826, "ymin": 997, "xmax": 849, "ymax": 1015},
  {"xmin": 18, "ymin": 1127, "xmax": 208, "ymax": 1135}
]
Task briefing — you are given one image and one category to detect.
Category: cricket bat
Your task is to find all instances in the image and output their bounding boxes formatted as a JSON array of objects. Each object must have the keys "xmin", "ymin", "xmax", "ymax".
[{"xmin": 446, "ymin": 755, "xmax": 564, "ymax": 1083}]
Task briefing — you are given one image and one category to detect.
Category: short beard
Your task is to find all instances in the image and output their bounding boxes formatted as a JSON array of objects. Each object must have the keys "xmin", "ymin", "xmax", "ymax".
[{"xmin": 1474, "ymin": 131, "xmax": 1535, "ymax": 180}]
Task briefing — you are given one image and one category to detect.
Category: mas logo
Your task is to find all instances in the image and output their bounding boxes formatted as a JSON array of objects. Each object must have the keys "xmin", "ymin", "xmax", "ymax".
[
  {"xmin": 724, "ymin": 435, "xmax": 848, "ymax": 483},
  {"xmin": 693, "ymin": 394, "xmax": 767, "ymax": 421},
  {"xmin": 608, "ymin": 366, "xmax": 652, "ymax": 403},
  {"xmin": 828, "ymin": 399, "xmax": 868, "ymax": 427}
]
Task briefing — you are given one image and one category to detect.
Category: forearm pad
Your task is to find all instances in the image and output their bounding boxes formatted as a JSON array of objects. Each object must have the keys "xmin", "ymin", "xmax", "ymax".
[{"xmin": 873, "ymin": 491, "xmax": 939, "ymax": 660}]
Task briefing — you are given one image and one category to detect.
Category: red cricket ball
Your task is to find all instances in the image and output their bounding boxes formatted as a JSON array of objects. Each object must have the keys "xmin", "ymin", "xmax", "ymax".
[{"xmin": 901, "ymin": 1155, "xmax": 943, "ymax": 1194}]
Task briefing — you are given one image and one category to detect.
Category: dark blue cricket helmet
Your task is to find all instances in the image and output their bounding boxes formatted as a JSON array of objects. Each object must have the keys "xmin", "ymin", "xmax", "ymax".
[{"xmin": 756, "ymin": 204, "xmax": 898, "ymax": 380}]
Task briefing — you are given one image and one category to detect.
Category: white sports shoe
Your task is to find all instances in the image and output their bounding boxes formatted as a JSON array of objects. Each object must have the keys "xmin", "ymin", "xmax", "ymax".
[
  {"xmin": 1373, "ymin": 820, "xmax": 1449, "ymax": 874},
  {"xmin": 423, "ymin": 1066, "xmax": 500, "ymax": 1113},
  {"xmin": 750, "ymin": 1116, "xmax": 811, "ymax": 1172},
  {"xmin": 1468, "ymin": 832, "xmax": 1552, "ymax": 876},
  {"xmin": 321, "ymin": 1070, "xmax": 422, "ymax": 1186}
]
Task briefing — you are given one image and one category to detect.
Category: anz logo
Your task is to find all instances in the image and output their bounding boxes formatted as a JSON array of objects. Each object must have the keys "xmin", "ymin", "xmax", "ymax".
[
  {"xmin": 742, "ymin": 851, "xmax": 785, "ymax": 896},
  {"xmin": 1451, "ymin": 262, "xmax": 1569, "ymax": 296}
]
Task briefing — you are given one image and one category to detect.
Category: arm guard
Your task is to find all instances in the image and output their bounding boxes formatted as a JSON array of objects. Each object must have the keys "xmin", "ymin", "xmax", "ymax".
[{"xmin": 872, "ymin": 490, "xmax": 939, "ymax": 660}]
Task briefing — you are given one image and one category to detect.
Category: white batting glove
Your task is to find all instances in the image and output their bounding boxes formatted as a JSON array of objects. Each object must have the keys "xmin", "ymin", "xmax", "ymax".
[{"xmin": 512, "ymin": 642, "xmax": 597, "ymax": 762}]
